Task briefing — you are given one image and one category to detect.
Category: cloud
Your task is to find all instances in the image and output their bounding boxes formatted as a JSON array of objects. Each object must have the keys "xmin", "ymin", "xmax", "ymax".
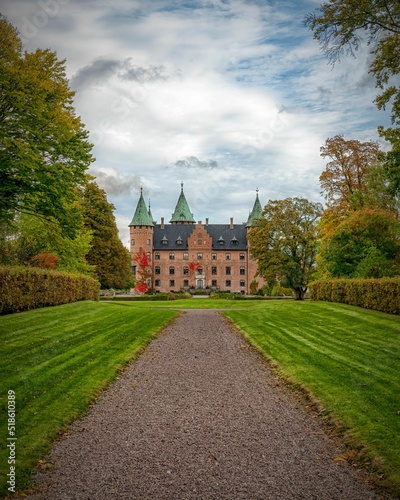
[
  {"xmin": 172, "ymin": 156, "xmax": 218, "ymax": 170},
  {"xmin": 91, "ymin": 168, "xmax": 143, "ymax": 197}
]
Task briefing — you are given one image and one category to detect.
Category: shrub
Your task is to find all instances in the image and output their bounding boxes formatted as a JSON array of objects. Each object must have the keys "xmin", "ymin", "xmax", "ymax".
[
  {"xmin": 309, "ymin": 278, "xmax": 400, "ymax": 314},
  {"xmin": 0, "ymin": 266, "xmax": 100, "ymax": 315}
]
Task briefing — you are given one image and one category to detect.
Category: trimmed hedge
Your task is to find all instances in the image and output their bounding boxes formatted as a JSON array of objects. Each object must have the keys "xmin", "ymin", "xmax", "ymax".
[
  {"xmin": 0, "ymin": 266, "xmax": 100, "ymax": 315},
  {"xmin": 309, "ymin": 278, "xmax": 400, "ymax": 315}
]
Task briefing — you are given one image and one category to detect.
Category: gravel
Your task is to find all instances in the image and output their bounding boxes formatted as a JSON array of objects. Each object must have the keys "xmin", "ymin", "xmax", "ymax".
[{"xmin": 28, "ymin": 309, "xmax": 380, "ymax": 499}]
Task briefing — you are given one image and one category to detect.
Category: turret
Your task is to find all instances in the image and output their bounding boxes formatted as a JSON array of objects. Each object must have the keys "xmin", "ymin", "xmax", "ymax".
[{"xmin": 170, "ymin": 182, "xmax": 196, "ymax": 224}]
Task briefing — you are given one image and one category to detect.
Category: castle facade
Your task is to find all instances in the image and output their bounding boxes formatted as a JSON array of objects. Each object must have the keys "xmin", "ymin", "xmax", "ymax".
[{"xmin": 129, "ymin": 184, "xmax": 264, "ymax": 294}]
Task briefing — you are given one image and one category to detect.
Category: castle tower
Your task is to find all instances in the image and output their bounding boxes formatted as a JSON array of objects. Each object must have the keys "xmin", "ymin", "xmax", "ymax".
[
  {"xmin": 129, "ymin": 187, "xmax": 154, "ymax": 290},
  {"xmin": 246, "ymin": 188, "xmax": 263, "ymax": 228},
  {"xmin": 246, "ymin": 189, "xmax": 265, "ymax": 292},
  {"xmin": 170, "ymin": 182, "xmax": 196, "ymax": 224}
]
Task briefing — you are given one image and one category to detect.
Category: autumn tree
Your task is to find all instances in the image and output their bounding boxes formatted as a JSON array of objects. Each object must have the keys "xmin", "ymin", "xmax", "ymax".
[
  {"xmin": 248, "ymin": 197, "xmax": 323, "ymax": 300},
  {"xmin": 319, "ymin": 135, "xmax": 381, "ymax": 210},
  {"xmin": 80, "ymin": 182, "xmax": 132, "ymax": 289},
  {"xmin": 0, "ymin": 15, "xmax": 93, "ymax": 234}
]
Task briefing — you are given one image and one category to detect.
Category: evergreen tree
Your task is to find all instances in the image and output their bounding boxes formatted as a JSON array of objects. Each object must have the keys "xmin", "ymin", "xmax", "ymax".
[{"xmin": 81, "ymin": 182, "xmax": 132, "ymax": 289}]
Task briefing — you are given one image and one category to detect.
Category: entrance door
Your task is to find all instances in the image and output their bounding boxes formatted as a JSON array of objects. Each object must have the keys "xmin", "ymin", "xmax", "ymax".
[{"xmin": 196, "ymin": 278, "xmax": 204, "ymax": 289}]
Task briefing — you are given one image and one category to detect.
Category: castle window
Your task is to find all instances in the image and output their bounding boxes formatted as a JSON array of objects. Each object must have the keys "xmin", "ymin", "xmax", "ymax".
[
  {"xmin": 226, "ymin": 280, "xmax": 231, "ymax": 287},
  {"xmin": 169, "ymin": 267, "xmax": 175, "ymax": 275},
  {"xmin": 183, "ymin": 279, "xmax": 189, "ymax": 287},
  {"xmin": 176, "ymin": 236, "xmax": 183, "ymax": 245},
  {"xmin": 183, "ymin": 266, "xmax": 189, "ymax": 275},
  {"xmin": 225, "ymin": 266, "xmax": 231, "ymax": 275},
  {"xmin": 198, "ymin": 233, "xmax": 202, "ymax": 238},
  {"xmin": 211, "ymin": 253, "xmax": 217, "ymax": 260},
  {"xmin": 155, "ymin": 266, "xmax": 161, "ymax": 275},
  {"xmin": 155, "ymin": 280, "xmax": 160, "ymax": 287},
  {"xmin": 240, "ymin": 266, "xmax": 245, "ymax": 275},
  {"xmin": 240, "ymin": 280, "xmax": 245, "ymax": 287},
  {"xmin": 231, "ymin": 236, "xmax": 238, "ymax": 245},
  {"xmin": 225, "ymin": 253, "xmax": 231, "ymax": 260},
  {"xmin": 169, "ymin": 253, "xmax": 175, "ymax": 260},
  {"xmin": 155, "ymin": 252, "xmax": 160, "ymax": 260},
  {"xmin": 239, "ymin": 253, "xmax": 245, "ymax": 260},
  {"xmin": 218, "ymin": 236, "xmax": 224, "ymax": 245},
  {"xmin": 212, "ymin": 280, "xmax": 217, "ymax": 287},
  {"xmin": 249, "ymin": 253, "xmax": 253, "ymax": 260},
  {"xmin": 131, "ymin": 239, "xmax": 135, "ymax": 245},
  {"xmin": 212, "ymin": 266, "xmax": 217, "ymax": 275},
  {"xmin": 170, "ymin": 280, "xmax": 175, "ymax": 287},
  {"xmin": 197, "ymin": 253, "xmax": 203, "ymax": 260},
  {"xmin": 198, "ymin": 240, "xmax": 202, "ymax": 245},
  {"xmin": 183, "ymin": 252, "xmax": 189, "ymax": 260},
  {"xmin": 198, "ymin": 267, "xmax": 203, "ymax": 275},
  {"xmin": 161, "ymin": 236, "xmax": 168, "ymax": 245},
  {"xmin": 147, "ymin": 252, "xmax": 151, "ymax": 261},
  {"xmin": 147, "ymin": 239, "xmax": 151, "ymax": 245}
]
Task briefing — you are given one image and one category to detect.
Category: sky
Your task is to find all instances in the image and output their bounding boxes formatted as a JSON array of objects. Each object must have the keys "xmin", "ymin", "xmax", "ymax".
[{"xmin": 1, "ymin": 0, "xmax": 391, "ymax": 247}]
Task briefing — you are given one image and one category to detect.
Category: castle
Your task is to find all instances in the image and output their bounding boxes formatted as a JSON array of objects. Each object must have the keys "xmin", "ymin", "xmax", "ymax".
[{"xmin": 129, "ymin": 183, "xmax": 264, "ymax": 294}]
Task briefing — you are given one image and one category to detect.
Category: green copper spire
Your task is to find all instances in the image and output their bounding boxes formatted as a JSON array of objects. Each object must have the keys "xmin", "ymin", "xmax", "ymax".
[
  {"xmin": 129, "ymin": 188, "xmax": 154, "ymax": 226},
  {"xmin": 148, "ymin": 199, "xmax": 154, "ymax": 222},
  {"xmin": 170, "ymin": 182, "xmax": 195, "ymax": 224},
  {"xmin": 246, "ymin": 189, "xmax": 263, "ymax": 227}
]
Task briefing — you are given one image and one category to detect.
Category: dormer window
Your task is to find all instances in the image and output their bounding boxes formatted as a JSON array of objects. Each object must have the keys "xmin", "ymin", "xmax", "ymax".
[
  {"xmin": 218, "ymin": 236, "xmax": 225, "ymax": 245},
  {"xmin": 161, "ymin": 235, "xmax": 168, "ymax": 245},
  {"xmin": 176, "ymin": 236, "xmax": 183, "ymax": 245},
  {"xmin": 231, "ymin": 236, "xmax": 238, "ymax": 245}
]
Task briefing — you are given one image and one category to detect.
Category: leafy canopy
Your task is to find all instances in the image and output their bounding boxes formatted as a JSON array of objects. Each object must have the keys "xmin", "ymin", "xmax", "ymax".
[
  {"xmin": 248, "ymin": 197, "xmax": 323, "ymax": 299},
  {"xmin": 0, "ymin": 15, "xmax": 94, "ymax": 234}
]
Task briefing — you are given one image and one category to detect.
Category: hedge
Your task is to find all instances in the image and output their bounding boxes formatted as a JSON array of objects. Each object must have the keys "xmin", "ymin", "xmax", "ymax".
[
  {"xmin": 0, "ymin": 266, "xmax": 100, "ymax": 315},
  {"xmin": 308, "ymin": 277, "xmax": 400, "ymax": 315}
]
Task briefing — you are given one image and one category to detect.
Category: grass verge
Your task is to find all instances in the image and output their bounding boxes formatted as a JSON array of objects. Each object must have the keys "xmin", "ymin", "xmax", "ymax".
[
  {"xmin": 0, "ymin": 301, "xmax": 178, "ymax": 497},
  {"xmin": 224, "ymin": 301, "xmax": 400, "ymax": 494}
]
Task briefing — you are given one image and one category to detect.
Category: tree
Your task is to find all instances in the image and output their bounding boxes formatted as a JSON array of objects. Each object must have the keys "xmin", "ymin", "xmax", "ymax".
[
  {"xmin": 319, "ymin": 135, "xmax": 381, "ymax": 210},
  {"xmin": 248, "ymin": 197, "xmax": 323, "ymax": 300},
  {"xmin": 80, "ymin": 182, "xmax": 132, "ymax": 289},
  {"xmin": 304, "ymin": 1, "xmax": 400, "ymax": 142},
  {"xmin": 0, "ymin": 212, "xmax": 94, "ymax": 274},
  {"xmin": 318, "ymin": 208, "xmax": 400, "ymax": 278},
  {"xmin": 0, "ymin": 15, "xmax": 94, "ymax": 234}
]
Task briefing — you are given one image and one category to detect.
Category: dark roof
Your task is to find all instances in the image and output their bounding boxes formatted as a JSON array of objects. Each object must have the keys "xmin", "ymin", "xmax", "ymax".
[{"xmin": 153, "ymin": 224, "xmax": 248, "ymax": 250}]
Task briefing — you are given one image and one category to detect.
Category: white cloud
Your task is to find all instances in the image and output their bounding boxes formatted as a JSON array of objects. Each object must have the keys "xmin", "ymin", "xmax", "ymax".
[{"xmin": 1, "ymin": 0, "xmax": 391, "ymax": 240}]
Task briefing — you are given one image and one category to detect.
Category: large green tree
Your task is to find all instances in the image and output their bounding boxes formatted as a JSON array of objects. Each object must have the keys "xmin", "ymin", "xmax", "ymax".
[
  {"xmin": 248, "ymin": 197, "xmax": 323, "ymax": 300},
  {"xmin": 80, "ymin": 182, "xmax": 132, "ymax": 289},
  {"xmin": 0, "ymin": 15, "xmax": 93, "ymax": 235},
  {"xmin": 318, "ymin": 208, "xmax": 400, "ymax": 278}
]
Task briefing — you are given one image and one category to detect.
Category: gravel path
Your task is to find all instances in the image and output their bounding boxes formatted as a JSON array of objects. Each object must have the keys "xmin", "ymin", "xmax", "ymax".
[{"xmin": 29, "ymin": 310, "xmax": 379, "ymax": 499}]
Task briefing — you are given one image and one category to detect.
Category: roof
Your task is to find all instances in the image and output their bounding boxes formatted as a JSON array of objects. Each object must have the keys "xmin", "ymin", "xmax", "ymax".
[
  {"xmin": 246, "ymin": 190, "xmax": 263, "ymax": 227},
  {"xmin": 153, "ymin": 224, "xmax": 248, "ymax": 250},
  {"xmin": 129, "ymin": 189, "xmax": 154, "ymax": 226},
  {"xmin": 170, "ymin": 183, "xmax": 196, "ymax": 224}
]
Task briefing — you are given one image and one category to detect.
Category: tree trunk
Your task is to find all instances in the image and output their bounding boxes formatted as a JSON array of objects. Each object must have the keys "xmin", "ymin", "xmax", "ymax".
[{"xmin": 293, "ymin": 287, "xmax": 307, "ymax": 300}]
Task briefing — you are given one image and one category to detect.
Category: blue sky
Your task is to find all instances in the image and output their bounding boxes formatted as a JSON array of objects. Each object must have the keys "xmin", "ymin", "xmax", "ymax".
[{"xmin": 1, "ymin": 0, "xmax": 390, "ymax": 246}]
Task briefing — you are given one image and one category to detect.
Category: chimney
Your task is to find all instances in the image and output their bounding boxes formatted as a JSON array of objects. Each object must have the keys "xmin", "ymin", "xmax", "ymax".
[
  {"xmin": 205, "ymin": 218, "xmax": 209, "ymax": 226},
  {"xmin": 198, "ymin": 220, "xmax": 202, "ymax": 225},
  {"xmin": 161, "ymin": 217, "xmax": 164, "ymax": 229},
  {"xmin": 230, "ymin": 217, "xmax": 234, "ymax": 229}
]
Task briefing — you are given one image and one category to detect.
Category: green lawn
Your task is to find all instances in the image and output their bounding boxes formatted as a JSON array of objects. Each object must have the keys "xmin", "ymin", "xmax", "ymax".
[
  {"xmin": 1, "ymin": 298, "xmax": 399, "ymax": 496},
  {"xmin": 224, "ymin": 301, "xmax": 400, "ymax": 492},
  {"xmin": 0, "ymin": 301, "xmax": 178, "ymax": 496}
]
